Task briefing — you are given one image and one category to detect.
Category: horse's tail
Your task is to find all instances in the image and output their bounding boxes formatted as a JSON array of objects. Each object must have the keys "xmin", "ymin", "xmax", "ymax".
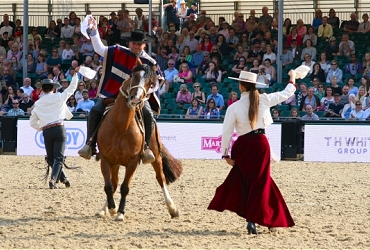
[
  {"xmin": 155, "ymin": 124, "xmax": 183, "ymax": 185},
  {"xmin": 160, "ymin": 144, "xmax": 183, "ymax": 185}
]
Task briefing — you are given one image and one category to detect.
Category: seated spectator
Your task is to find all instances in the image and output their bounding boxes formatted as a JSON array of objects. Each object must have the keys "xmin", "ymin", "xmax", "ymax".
[
  {"xmin": 350, "ymin": 100, "xmax": 365, "ymax": 120},
  {"xmin": 318, "ymin": 52, "xmax": 331, "ymax": 73},
  {"xmin": 326, "ymin": 60, "xmax": 343, "ymax": 83},
  {"xmin": 311, "ymin": 77, "xmax": 320, "ymax": 92},
  {"xmin": 25, "ymin": 53, "xmax": 37, "ymax": 73},
  {"xmin": 176, "ymin": 84, "xmax": 192, "ymax": 107},
  {"xmin": 76, "ymin": 89, "xmax": 94, "ymax": 113},
  {"xmin": 317, "ymin": 16, "xmax": 333, "ymax": 40},
  {"xmin": 45, "ymin": 20, "xmax": 60, "ymax": 38},
  {"xmin": 62, "ymin": 42, "xmax": 75, "ymax": 62},
  {"xmin": 300, "ymin": 87, "xmax": 320, "ymax": 111},
  {"xmin": 66, "ymin": 95, "xmax": 77, "ymax": 113},
  {"xmin": 282, "ymin": 90, "xmax": 296, "ymax": 108},
  {"xmin": 20, "ymin": 78, "xmax": 34, "ymax": 97},
  {"xmin": 325, "ymin": 38, "xmax": 339, "ymax": 63},
  {"xmin": 296, "ymin": 19, "xmax": 307, "ymax": 39},
  {"xmin": 71, "ymin": 36, "xmax": 82, "ymax": 60},
  {"xmin": 30, "ymin": 82, "xmax": 44, "ymax": 102},
  {"xmin": 204, "ymin": 61, "xmax": 222, "ymax": 84},
  {"xmin": 80, "ymin": 38, "xmax": 95, "ymax": 57},
  {"xmin": 330, "ymin": 75, "xmax": 343, "ymax": 95},
  {"xmin": 301, "ymin": 39, "xmax": 317, "ymax": 61},
  {"xmin": 2, "ymin": 85, "xmax": 20, "ymax": 110},
  {"xmin": 210, "ymin": 45, "xmax": 223, "ymax": 63},
  {"xmin": 7, "ymin": 42, "xmax": 21, "ymax": 62},
  {"xmin": 206, "ymin": 84, "xmax": 225, "ymax": 110},
  {"xmin": 356, "ymin": 86, "xmax": 366, "ymax": 107},
  {"xmin": 200, "ymin": 34, "xmax": 213, "ymax": 53},
  {"xmin": 312, "ymin": 9, "xmax": 323, "ymax": 29},
  {"xmin": 191, "ymin": 43, "xmax": 204, "ymax": 68},
  {"xmin": 197, "ymin": 51, "xmax": 211, "ymax": 74},
  {"xmin": 272, "ymin": 108, "xmax": 281, "ymax": 121},
  {"xmin": 310, "ymin": 63, "xmax": 326, "ymax": 83},
  {"xmin": 231, "ymin": 56, "xmax": 248, "ymax": 77},
  {"xmin": 337, "ymin": 33, "xmax": 355, "ymax": 57},
  {"xmin": 345, "ymin": 54, "xmax": 362, "ymax": 77},
  {"xmin": 185, "ymin": 98, "xmax": 203, "ymax": 119},
  {"xmin": 74, "ymin": 80, "xmax": 85, "ymax": 103},
  {"xmin": 315, "ymin": 83, "xmax": 326, "ymax": 101},
  {"xmin": 19, "ymin": 93, "xmax": 34, "ymax": 114},
  {"xmin": 297, "ymin": 82, "xmax": 308, "ymax": 107},
  {"xmin": 282, "ymin": 18, "xmax": 292, "ymax": 36},
  {"xmin": 218, "ymin": 21, "xmax": 230, "ymax": 40},
  {"xmin": 226, "ymin": 28, "xmax": 239, "ymax": 53},
  {"xmin": 249, "ymin": 59, "xmax": 261, "ymax": 74},
  {"xmin": 6, "ymin": 99, "xmax": 25, "ymax": 116},
  {"xmin": 178, "ymin": 63, "xmax": 193, "ymax": 84},
  {"xmin": 324, "ymin": 93, "xmax": 344, "ymax": 118},
  {"xmin": 360, "ymin": 76, "xmax": 370, "ymax": 92},
  {"xmin": 340, "ymin": 84, "xmax": 350, "ymax": 105},
  {"xmin": 35, "ymin": 54, "xmax": 48, "ymax": 79},
  {"xmin": 28, "ymin": 27, "xmax": 42, "ymax": 43},
  {"xmin": 341, "ymin": 94, "xmax": 356, "ymax": 118},
  {"xmin": 289, "ymin": 107, "xmax": 300, "ymax": 119},
  {"xmin": 162, "ymin": 59, "xmax": 178, "ymax": 96},
  {"xmin": 10, "ymin": 56, "xmax": 21, "ymax": 73},
  {"xmin": 262, "ymin": 45, "xmax": 276, "ymax": 64},
  {"xmin": 358, "ymin": 13, "xmax": 370, "ymax": 33},
  {"xmin": 303, "ymin": 26, "xmax": 318, "ymax": 46},
  {"xmin": 47, "ymin": 48, "xmax": 62, "ymax": 70},
  {"xmin": 57, "ymin": 79, "xmax": 70, "ymax": 93},
  {"xmin": 342, "ymin": 12, "xmax": 360, "ymax": 34},
  {"xmin": 246, "ymin": 43, "xmax": 264, "ymax": 63},
  {"xmin": 233, "ymin": 45, "xmax": 248, "ymax": 63},
  {"xmin": 264, "ymin": 58, "xmax": 276, "ymax": 84},
  {"xmin": 281, "ymin": 46, "xmax": 293, "ymax": 67},
  {"xmin": 286, "ymin": 27, "xmax": 302, "ymax": 47},
  {"xmin": 57, "ymin": 40, "xmax": 66, "ymax": 58},
  {"xmin": 156, "ymin": 46, "xmax": 169, "ymax": 72},
  {"xmin": 175, "ymin": 53, "xmax": 194, "ymax": 70},
  {"xmin": 301, "ymin": 53, "xmax": 315, "ymax": 75},
  {"xmin": 227, "ymin": 91, "xmax": 238, "ymax": 107},
  {"xmin": 301, "ymin": 105, "xmax": 319, "ymax": 120},
  {"xmin": 88, "ymin": 80, "xmax": 98, "ymax": 99},
  {"xmin": 0, "ymin": 68, "xmax": 16, "ymax": 87},
  {"xmin": 328, "ymin": 8, "xmax": 340, "ymax": 28},
  {"xmin": 320, "ymin": 86, "xmax": 335, "ymax": 111},
  {"xmin": 211, "ymin": 56, "xmax": 226, "ymax": 76},
  {"xmin": 201, "ymin": 98, "xmax": 220, "ymax": 119}
]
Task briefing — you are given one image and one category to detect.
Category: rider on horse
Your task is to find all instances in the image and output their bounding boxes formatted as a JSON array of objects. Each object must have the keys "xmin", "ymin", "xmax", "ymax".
[{"xmin": 78, "ymin": 17, "xmax": 162, "ymax": 164}]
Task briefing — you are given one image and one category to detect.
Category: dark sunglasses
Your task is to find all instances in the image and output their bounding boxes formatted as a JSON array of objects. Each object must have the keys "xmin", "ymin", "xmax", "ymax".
[
  {"xmin": 13, "ymin": 103, "xmax": 19, "ymax": 105},
  {"xmin": 318, "ymin": 86, "xmax": 324, "ymax": 88},
  {"xmin": 180, "ymin": 55, "xmax": 185, "ymax": 57},
  {"xmin": 194, "ymin": 86, "xmax": 200, "ymax": 88},
  {"xmin": 168, "ymin": 63, "xmax": 174, "ymax": 65}
]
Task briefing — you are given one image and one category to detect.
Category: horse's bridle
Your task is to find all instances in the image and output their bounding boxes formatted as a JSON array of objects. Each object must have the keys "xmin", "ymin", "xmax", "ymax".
[{"xmin": 119, "ymin": 74, "xmax": 150, "ymax": 109}]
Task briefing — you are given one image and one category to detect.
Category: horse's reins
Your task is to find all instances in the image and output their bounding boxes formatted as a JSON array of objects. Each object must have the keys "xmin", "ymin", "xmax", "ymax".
[{"xmin": 119, "ymin": 75, "xmax": 149, "ymax": 110}]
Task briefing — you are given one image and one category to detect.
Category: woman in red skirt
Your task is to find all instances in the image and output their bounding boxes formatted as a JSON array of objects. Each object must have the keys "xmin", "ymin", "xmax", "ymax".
[{"xmin": 208, "ymin": 69, "xmax": 298, "ymax": 234}]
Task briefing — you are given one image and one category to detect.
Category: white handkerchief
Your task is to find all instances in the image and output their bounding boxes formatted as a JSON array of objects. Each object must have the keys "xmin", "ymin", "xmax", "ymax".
[
  {"xmin": 79, "ymin": 66, "xmax": 97, "ymax": 79},
  {"xmin": 81, "ymin": 15, "xmax": 93, "ymax": 39}
]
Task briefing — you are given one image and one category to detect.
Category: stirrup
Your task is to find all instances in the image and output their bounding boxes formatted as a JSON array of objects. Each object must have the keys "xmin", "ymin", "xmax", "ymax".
[
  {"xmin": 142, "ymin": 148, "xmax": 155, "ymax": 164},
  {"xmin": 78, "ymin": 144, "xmax": 93, "ymax": 160}
]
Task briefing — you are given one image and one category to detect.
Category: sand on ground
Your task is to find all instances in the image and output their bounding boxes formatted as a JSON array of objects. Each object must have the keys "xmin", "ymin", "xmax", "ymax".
[{"xmin": 0, "ymin": 156, "xmax": 369, "ymax": 249}]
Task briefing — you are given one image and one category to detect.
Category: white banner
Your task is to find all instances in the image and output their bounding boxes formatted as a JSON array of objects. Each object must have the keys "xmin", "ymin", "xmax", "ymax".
[
  {"xmin": 304, "ymin": 125, "xmax": 370, "ymax": 162},
  {"xmin": 17, "ymin": 120, "xmax": 281, "ymax": 160}
]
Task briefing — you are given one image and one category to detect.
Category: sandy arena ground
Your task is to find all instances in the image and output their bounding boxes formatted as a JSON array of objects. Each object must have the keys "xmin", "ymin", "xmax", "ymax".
[{"xmin": 0, "ymin": 155, "xmax": 370, "ymax": 249}]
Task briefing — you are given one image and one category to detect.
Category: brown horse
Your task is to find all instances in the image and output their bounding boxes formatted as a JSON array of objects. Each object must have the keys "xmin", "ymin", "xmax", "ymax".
[{"xmin": 95, "ymin": 62, "xmax": 183, "ymax": 221}]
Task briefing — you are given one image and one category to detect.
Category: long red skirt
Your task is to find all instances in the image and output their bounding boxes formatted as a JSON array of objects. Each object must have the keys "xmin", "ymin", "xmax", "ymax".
[{"xmin": 208, "ymin": 133, "xmax": 295, "ymax": 228}]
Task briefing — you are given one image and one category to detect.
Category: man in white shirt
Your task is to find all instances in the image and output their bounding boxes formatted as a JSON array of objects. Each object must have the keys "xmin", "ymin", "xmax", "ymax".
[
  {"xmin": 60, "ymin": 18, "xmax": 74, "ymax": 38},
  {"xmin": 30, "ymin": 68, "xmax": 79, "ymax": 189},
  {"xmin": 0, "ymin": 19, "xmax": 13, "ymax": 38},
  {"xmin": 20, "ymin": 77, "xmax": 34, "ymax": 96}
]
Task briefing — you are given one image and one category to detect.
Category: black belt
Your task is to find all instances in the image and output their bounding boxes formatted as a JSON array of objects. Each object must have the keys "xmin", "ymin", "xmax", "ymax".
[
  {"xmin": 246, "ymin": 129, "xmax": 265, "ymax": 135},
  {"xmin": 42, "ymin": 122, "xmax": 64, "ymax": 131}
]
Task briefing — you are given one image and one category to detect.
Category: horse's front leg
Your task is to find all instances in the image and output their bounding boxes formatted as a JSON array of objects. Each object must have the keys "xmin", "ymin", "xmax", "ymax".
[
  {"xmin": 116, "ymin": 161, "xmax": 138, "ymax": 221},
  {"xmin": 101, "ymin": 160, "xmax": 117, "ymax": 217},
  {"xmin": 152, "ymin": 159, "xmax": 179, "ymax": 218}
]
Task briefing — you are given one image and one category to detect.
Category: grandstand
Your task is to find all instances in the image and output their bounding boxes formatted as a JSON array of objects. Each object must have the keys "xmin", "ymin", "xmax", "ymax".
[{"xmin": 0, "ymin": 0, "xmax": 370, "ymax": 120}]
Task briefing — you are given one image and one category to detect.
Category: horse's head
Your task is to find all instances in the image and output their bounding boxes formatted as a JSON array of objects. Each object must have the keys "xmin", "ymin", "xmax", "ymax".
[{"xmin": 123, "ymin": 61, "xmax": 157, "ymax": 109}]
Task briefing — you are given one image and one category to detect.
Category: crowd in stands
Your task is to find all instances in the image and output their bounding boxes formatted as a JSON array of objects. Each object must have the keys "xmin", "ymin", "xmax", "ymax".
[{"xmin": 1, "ymin": 3, "xmax": 370, "ymax": 121}]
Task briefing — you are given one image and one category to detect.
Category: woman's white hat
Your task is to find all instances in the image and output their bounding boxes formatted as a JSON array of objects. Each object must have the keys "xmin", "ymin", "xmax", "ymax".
[
  {"xmin": 180, "ymin": 0, "xmax": 186, "ymax": 4},
  {"xmin": 228, "ymin": 71, "xmax": 268, "ymax": 86},
  {"xmin": 294, "ymin": 65, "xmax": 311, "ymax": 79}
]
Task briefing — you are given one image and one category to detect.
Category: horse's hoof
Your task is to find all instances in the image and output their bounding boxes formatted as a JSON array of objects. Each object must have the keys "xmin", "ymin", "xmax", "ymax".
[
  {"xmin": 166, "ymin": 202, "xmax": 179, "ymax": 218},
  {"xmin": 95, "ymin": 210, "xmax": 106, "ymax": 218},
  {"xmin": 115, "ymin": 213, "xmax": 124, "ymax": 221},
  {"xmin": 108, "ymin": 208, "xmax": 117, "ymax": 216}
]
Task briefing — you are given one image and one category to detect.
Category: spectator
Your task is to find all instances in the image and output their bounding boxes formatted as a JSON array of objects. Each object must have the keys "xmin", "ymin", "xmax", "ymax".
[
  {"xmin": 318, "ymin": 52, "xmax": 331, "ymax": 73},
  {"xmin": 176, "ymin": 84, "xmax": 192, "ymax": 106},
  {"xmin": 226, "ymin": 28, "xmax": 239, "ymax": 53},
  {"xmin": 315, "ymin": 83, "xmax": 326, "ymax": 100},
  {"xmin": 301, "ymin": 105, "xmax": 319, "ymax": 120},
  {"xmin": 259, "ymin": 6, "xmax": 273, "ymax": 28},
  {"xmin": 246, "ymin": 43, "xmax": 264, "ymax": 63},
  {"xmin": 282, "ymin": 18, "xmax": 292, "ymax": 36},
  {"xmin": 88, "ymin": 80, "xmax": 98, "ymax": 99},
  {"xmin": 10, "ymin": 56, "xmax": 21, "ymax": 73},
  {"xmin": 337, "ymin": 33, "xmax": 355, "ymax": 57},
  {"xmin": 356, "ymin": 86, "xmax": 366, "ymax": 107},
  {"xmin": 246, "ymin": 13, "xmax": 258, "ymax": 31},
  {"xmin": 219, "ymin": 21, "xmax": 230, "ymax": 39},
  {"xmin": 156, "ymin": 47, "xmax": 169, "ymax": 72},
  {"xmin": 341, "ymin": 94, "xmax": 356, "ymax": 118},
  {"xmin": 283, "ymin": 90, "xmax": 297, "ymax": 108},
  {"xmin": 20, "ymin": 78, "xmax": 34, "ymax": 97},
  {"xmin": 57, "ymin": 79, "xmax": 70, "ymax": 93},
  {"xmin": 286, "ymin": 28, "xmax": 302, "ymax": 46},
  {"xmin": 184, "ymin": 31, "xmax": 198, "ymax": 52},
  {"xmin": 205, "ymin": 61, "xmax": 222, "ymax": 84},
  {"xmin": 328, "ymin": 8, "xmax": 340, "ymax": 28},
  {"xmin": 303, "ymin": 26, "xmax": 317, "ymax": 46},
  {"xmin": 326, "ymin": 60, "xmax": 343, "ymax": 83},
  {"xmin": 296, "ymin": 19, "xmax": 307, "ymax": 38},
  {"xmin": 206, "ymin": 84, "xmax": 225, "ymax": 110},
  {"xmin": 163, "ymin": 0, "xmax": 180, "ymax": 31},
  {"xmin": 301, "ymin": 40, "xmax": 317, "ymax": 61},
  {"xmin": 312, "ymin": 9, "xmax": 323, "ymax": 29},
  {"xmin": 281, "ymin": 46, "xmax": 293, "ymax": 67},
  {"xmin": 301, "ymin": 53, "xmax": 315, "ymax": 75},
  {"xmin": 168, "ymin": 46, "xmax": 179, "ymax": 62},
  {"xmin": 325, "ymin": 37, "xmax": 339, "ymax": 61},
  {"xmin": 262, "ymin": 45, "xmax": 276, "ymax": 64},
  {"xmin": 227, "ymin": 91, "xmax": 238, "ymax": 107},
  {"xmin": 345, "ymin": 54, "xmax": 362, "ymax": 77},
  {"xmin": 45, "ymin": 20, "xmax": 60, "ymax": 38},
  {"xmin": 263, "ymin": 58, "xmax": 276, "ymax": 84},
  {"xmin": 66, "ymin": 95, "xmax": 77, "ymax": 113},
  {"xmin": 310, "ymin": 62, "xmax": 326, "ymax": 83},
  {"xmin": 178, "ymin": 63, "xmax": 193, "ymax": 84},
  {"xmin": 329, "ymin": 76, "xmax": 343, "ymax": 96},
  {"xmin": 318, "ymin": 16, "xmax": 333, "ymax": 40},
  {"xmin": 297, "ymin": 82, "xmax": 308, "ymax": 107},
  {"xmin": 62, "ymin": 43, "xmax": 75, "ymax": 61},
  {"xmin": 175, "ymin": 53, "xmax": 194, "ymax": 70},
  {"xmin": 183, "ymin": 46, "xmax": 193, "ymax": 62},
  {"xmin": 19, "ymin": 93, "xmax": 34, "ymax": 114},
  {"xmin": 231, "ymin": 56, "xmax": 248, "ymax": 77},
  {"xmin": 311, "ymin": 77, "xmax": 320, "ymax": 92},
  {"xmin": 7, "ymin": 42, "xmax": 21, "ymax": 62},
  {"xmin": 0, "ymin": 20, "xmax": 13, "ymax": 38},
  {"xmin": 340, "ymin": 84, "xmax": 350, "ymax": 105},
  {"xmin": 234, "ymin": 45, "xmax": 248, "ymax": 63},
  {"xmin": 80, "ymin": 38, "xmax": 95, "ymax": 57},
  {"xmin": 350, "ymin": 100, "xmax": 365, "ymax": 120},
  {"xmin": 185, "ymin": 98, "xmax": 203, "ymax": 119},
  {"xmin": 289, "ymin": 108, "xmax": 300, "ymax": 119},
  {"xmin": 25, "ymin": 53, "xmax": 37, "ymax": 73},
  {"xmin": 324, "ymin": 93, "xmax": 343, "ymax": 118},
  {"xmin": 320, "ymin": 86, "xmax": 335, "ymax": 111},
  {"xmin": 61, "ymin": 17, "xmax": 74, "ymax": 38},
  {"xmin": 271, "ymin": 108, "xmax": 281, "ymax": 121},
  {"xmin": 209, "ymin": 45, "xmax": 222, "ymax": 63},
  {"xmin": 74, "ymin": 80, "xmax": 85, "ymax": 103},
  {"xmin": 358, "ymin": 13, "xmax": 370, "ymax": 33},
  {"xmin": 360, "ymin": 76, "xmax": 370, "ymax": 93},
  {"xmin": 28, "ymin": 27, "xmax": 42, "ymax": 43},
  {"xmin": 76, "ymin": 89, "xmax": 94, "ymax": 113},
  {"xmin": 200, "ymin": 34, "xmax": 213, "ymax": 53},
  {"xmin": 0, "ymin": 68, "xmax": 16, "ymax": 87},
  {"xmin": 26, "ymin": 40, "xmax": 39, "ymax": 60},
  {"xmin": 197, "ymin": 51, "xmax": 211, "ymax": 74},
  {"xmin": 191, "ymin": 82, "xmax": 206, "ymax": 104},
  {"xmin": 215, "ymin": 34, "xmax": 229, "ymax": 57},
  {"xmin": 74, "ymin": 17, "xmax": 82, "ymax": 37},
  {"xmin": 201, "ymin": 98, "xmax": 220, "ymax": 119},
  {"xmin": 47, "ymin": 48, "xmax": 62, "ymax": 70},
  {"xmin": 6, "ymin": 99, "xmax": 25, "ymax": 116},
  {"xmin": 346, "ymin": 77, "xmax": 358, "ymax": 96},
  {"xmin": 3, "ymin": 85, "xmax": 20, "ymax": 110},
  {"xmin": 69, "ymin": 11, "xmax": 78, "ymax": 27},
  {"xmin": 342, "ymin": 12, "xmax": 359, "ymax": 34}
]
